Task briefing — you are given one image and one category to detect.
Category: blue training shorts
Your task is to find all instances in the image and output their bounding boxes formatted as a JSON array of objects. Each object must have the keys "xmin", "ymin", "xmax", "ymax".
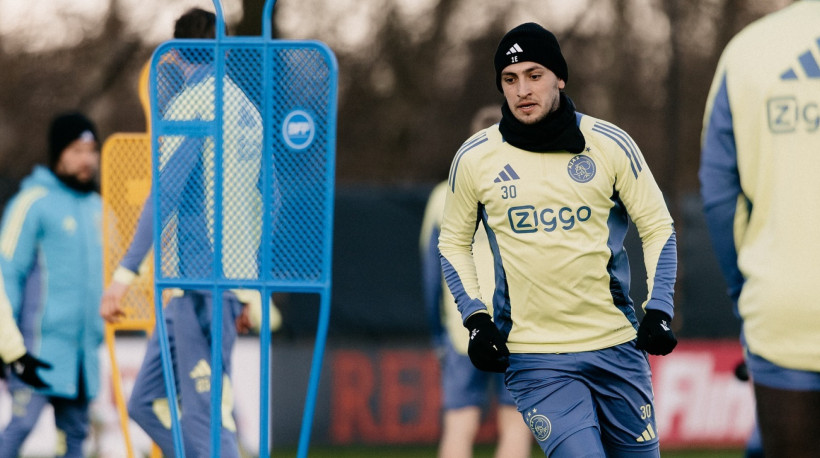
[
  {"xmin": 746, "ymin": 349, "xmax": 820, "ymax": 391},
  {"xmin": 505, "ymin": 340, "xmax": 660, "ymax": 457},
  {"xmin": 440, "ymin": 337, "xmax": 516, "ymax": 410}
]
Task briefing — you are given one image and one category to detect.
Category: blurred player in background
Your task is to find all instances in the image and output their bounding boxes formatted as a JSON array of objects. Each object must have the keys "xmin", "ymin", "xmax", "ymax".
[
  {"xmin": 438, "ymin": 23, "xmax": 678, "ymax": 457},
  {"xmin": 0, "ymin": 112, "xmax": 103, "ymax": 458},
  {"xmin": 99, "ymin": 8, "xmax": 279, "ymax": 457},
  {"xmin": 421, "ymin": 106, "xmax": 532, "ymax": 458},
  {"xmin": 699, "ymin": 2, "xmax": 820, "ymax": 456}
]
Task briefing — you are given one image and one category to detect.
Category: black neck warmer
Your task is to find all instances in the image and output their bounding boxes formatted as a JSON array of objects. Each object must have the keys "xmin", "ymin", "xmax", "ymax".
[{"xmin": 499, "ymin": 92, "xmax": 585, "ymax": 154}]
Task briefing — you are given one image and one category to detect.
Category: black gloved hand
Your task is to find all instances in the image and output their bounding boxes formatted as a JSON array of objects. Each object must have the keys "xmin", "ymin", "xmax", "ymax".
[
  {"xmin": 734, "ymin": 360, "xmax": 749, "ymax": 382},
  {"xmin": 10, "ymin": 353, "xmax": 52, "ymax": 389},
  {"xmin": 465, "ymin": 313, "xmax": 509, "ymax": 373},
  {"xmin": 636, "ymin": 310, "xmax": 677, "ymax": 356},
  {"xmin": 0, "ymin": 359, "xmax": 6, "ymax": 380}
]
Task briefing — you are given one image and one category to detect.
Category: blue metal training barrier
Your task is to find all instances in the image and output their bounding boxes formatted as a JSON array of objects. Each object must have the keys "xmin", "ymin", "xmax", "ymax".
[{"xmin": 149, "ymin": 0, "xmax": 337, "ymax": 456}]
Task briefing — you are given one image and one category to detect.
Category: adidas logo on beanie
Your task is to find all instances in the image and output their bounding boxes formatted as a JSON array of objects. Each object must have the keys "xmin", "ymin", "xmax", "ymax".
[{"xmin": 493, "ymin": 22, "xmax": 568, "ymax": 92}]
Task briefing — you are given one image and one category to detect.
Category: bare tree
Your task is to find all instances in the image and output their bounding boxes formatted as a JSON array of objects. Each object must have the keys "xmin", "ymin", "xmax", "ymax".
[{"xmin": 0, "ymin": 0, "xmax": 796, "ymax": 195}]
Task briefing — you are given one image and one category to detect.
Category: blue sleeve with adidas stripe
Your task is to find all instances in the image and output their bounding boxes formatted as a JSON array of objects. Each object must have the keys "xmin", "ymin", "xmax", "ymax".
[
  {"xmin": 440, "ymin": 132, "xmax": 491, "ymax": 323},
  {"xmin": 699, "ymin": 73, "xmax": 744, "ymax": 304},
  {"xmin": 591, "ymin": 118, "xmax": 677, "ymax": 319}
]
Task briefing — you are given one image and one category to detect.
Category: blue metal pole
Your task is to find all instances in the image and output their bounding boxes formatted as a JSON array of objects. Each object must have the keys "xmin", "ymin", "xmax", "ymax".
[
  {"xmin": 209, "ymin": 0, "xmax": 227, "ymax": 452},
  {"xmin": 263, "ymin": 0, "xmax": 278, "ymax": 40},
  {"xmin": 150, "ymin": 50, "xmax": 186, "ymax": 458},
  {"xmin": 297, "ymin": 289, "xmax": 331, "ymax": 458}
]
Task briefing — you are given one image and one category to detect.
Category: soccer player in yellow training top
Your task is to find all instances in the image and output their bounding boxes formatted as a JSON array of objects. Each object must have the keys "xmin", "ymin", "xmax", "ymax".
[{"xmin": 439, "ymin": 23, "xmax": 678, "ymax": 457}]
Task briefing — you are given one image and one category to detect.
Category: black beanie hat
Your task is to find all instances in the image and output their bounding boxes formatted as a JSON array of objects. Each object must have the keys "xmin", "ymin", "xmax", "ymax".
[
  {"xmin": 48, "ymin": 112, "xmax": 98, "ymax": 168},
  {"xmin": 494, "ymin": 22, "xmax": 568, "ymax": 92}
]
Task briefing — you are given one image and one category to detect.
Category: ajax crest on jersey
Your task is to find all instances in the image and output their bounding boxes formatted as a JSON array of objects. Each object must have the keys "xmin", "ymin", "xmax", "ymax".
[{"xmin": 567, "ymin": 154, "xmax": 596, "ymax": 183}]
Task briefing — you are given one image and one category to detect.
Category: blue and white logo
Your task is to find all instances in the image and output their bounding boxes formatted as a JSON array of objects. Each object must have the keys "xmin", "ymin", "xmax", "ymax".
[
  {"xmin": 567, "ymin": 154, "xmax": 596, "ymax": 183},
  {"xmin": 526, "ymin": 410, "xmax": 552, "ymax": 442},
  {"xmin": 282, "ymin": 110, "xmax": 315, "ymax": 150}
]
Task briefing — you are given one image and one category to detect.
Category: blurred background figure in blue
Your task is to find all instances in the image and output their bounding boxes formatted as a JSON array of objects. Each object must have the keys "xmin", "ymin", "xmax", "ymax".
[{"xmin": 0, "ymin": 111, "xmax": 103, "ymax": 458}]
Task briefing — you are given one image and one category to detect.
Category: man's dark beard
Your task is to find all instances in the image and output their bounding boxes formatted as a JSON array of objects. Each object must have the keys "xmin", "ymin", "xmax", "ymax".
[{"xmin": 56, "ymin": 172, "xmax": 98, "ymax": 193}]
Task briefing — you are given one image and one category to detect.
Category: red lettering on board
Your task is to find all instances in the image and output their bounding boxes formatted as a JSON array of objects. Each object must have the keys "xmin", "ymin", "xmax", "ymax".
[{"xmin": 330, "ymin": 350, "xmax": 379, "ymax": 442}]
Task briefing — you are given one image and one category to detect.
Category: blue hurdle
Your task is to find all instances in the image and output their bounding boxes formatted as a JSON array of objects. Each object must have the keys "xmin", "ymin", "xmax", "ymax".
[{"xmin": 149, "ymin": 1, "xmax": 337, "ymax": 456}]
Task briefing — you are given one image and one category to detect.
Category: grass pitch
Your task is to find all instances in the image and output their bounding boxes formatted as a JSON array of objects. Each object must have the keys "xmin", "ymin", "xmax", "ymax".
[{"xmin": 270, "ymin": 445, "xmax": 744, "ymax": 457}]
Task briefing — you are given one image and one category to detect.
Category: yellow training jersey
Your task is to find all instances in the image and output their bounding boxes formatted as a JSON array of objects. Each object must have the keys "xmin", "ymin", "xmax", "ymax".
[
  {"xmin": 439, "ymin": 117, "xmax": 676, "ymax": 354},
  {"xmin": 700, "ymin": 0, "xmax": 820, "ymax": 372}
]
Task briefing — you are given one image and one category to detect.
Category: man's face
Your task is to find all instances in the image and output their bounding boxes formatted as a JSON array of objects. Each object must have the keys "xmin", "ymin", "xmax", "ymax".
[
  {"xmin": 54, "ymin": 137, "xmax": 100, "ymax": 185},
  {"xmin": 500, "ymin": 62, "xmax": 565, "ymax": 124}
]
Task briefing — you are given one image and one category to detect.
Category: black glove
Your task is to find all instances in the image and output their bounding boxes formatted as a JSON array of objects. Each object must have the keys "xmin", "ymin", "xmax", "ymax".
[
  {"xmin": 10, "ymin": 353, "xmax": 52, "ymax": 389},
  {"xmin": 636, "ymin": 310, "xmax": 677, "ymax": 356},
  {"xmin": 465, "ymin": 313, "xmax": 509, "ymax": 373},
  {"xmin": 734, "ymin": 360, "xmax": 749, "ymax": 382}
]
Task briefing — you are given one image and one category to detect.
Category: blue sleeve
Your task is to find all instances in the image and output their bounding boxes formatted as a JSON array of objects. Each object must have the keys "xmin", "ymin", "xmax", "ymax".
[
  {"xmin": 158, "ymin": 137, "xmax": 205, "ymax": 211},
  {"xmin": 646, "ymin": 232, "xmax": 677, "ymax": 318},
  {"xmin": 119, "ymin": 194, "xmax": 154, "ymax": 274},
  {"xmin": 699, "ymin": 73, "xmax": 745, "ymax": 304},
  {"xmin": 421, "ymin": 225, "xmax": 446, "ymax": 343},
  {"xmin": 156, "ymin": 60, "xmax": 184, "ymax": 116}
]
